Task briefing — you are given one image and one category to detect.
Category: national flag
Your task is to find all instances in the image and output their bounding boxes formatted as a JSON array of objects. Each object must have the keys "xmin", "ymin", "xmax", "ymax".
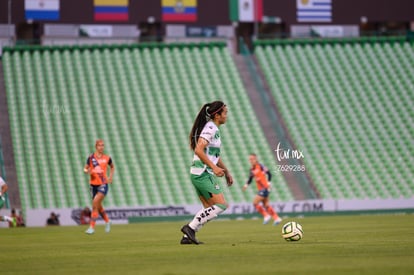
[
  {"xmin": 162, "ymin": 0, "xmax": 197, "ymax": 22},
  {"xmin": 297, "ymin": 0, "xmax": 332, "ymax": 22},
  {"xmin": 94, "ymin": 0, "xmax": 129, "ymax": 22},
  {"xmin": 25, "ymin": 0, "xmax": 60, "ymax": 21},
  {"xmin": 229, "ymin": 0, "xmax": 263, "ymax": 22}
]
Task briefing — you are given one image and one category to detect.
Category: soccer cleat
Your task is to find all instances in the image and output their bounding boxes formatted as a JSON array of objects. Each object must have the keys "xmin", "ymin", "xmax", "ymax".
[
  {"xmin": 263, "ymin": 215, "xmax": 271, "ymax": 225},
  {"xmin": 180, "ymin": 236, "xmax": 193, "ymax": 245},
  {"xmin": 85, "ymin": 227, "xmax": 95, "ymax": 234},
  {"xmin": 273, "ymin": 217, "xmax": 283, "ymax": 226},
  {"xmin": 181, "ymin": 224, "xmax": 200, "ymax": 245},
  {"xmin": 180, "ymin": 236, "xmax": 204, "ymax": 245},
  {"xmin": 105, "ymin": 221, "xmax": 111, "ymax": 233}
]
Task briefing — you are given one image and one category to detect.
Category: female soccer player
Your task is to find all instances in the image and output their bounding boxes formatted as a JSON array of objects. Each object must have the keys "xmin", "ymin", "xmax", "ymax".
[
  {"xmin": 83, "ymin": 139, "xmax": 114, "ymax": 234},
  {"xmin": 0, "ymin": 176, "xmax": 9, "ymax": 209},
  {"xmin": 243, "ymin": 154, "xmax": 282, "ymax": 225},
  {"xmin": 180, "ymin": 101, "xmax": 233, "ymax": 245},
  {"xmin": 0, "ymin": 176, "xmax": 16, "ymax": 226}
]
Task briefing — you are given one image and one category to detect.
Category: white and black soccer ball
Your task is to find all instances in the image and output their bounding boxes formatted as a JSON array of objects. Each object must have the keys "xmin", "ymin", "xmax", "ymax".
[{"xmin": 282, "ymin": 221, "xmax": 303, "ymax": 241}]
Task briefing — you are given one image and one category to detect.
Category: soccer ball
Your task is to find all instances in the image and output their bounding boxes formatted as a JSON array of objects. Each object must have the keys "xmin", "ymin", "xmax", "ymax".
[{"xmin": 282, "ymin": 221, "xmax": 303, "ymax": 241}]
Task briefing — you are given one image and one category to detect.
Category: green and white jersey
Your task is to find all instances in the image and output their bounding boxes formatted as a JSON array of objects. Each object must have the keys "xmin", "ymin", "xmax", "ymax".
[{"xmin": 190, "ymin": 121, "xmax": 221, "ymax": 175}]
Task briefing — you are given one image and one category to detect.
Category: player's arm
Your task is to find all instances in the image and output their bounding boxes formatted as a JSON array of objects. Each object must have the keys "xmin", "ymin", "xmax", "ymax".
[
  {"xmin": 264, "ymin": 166, "xmax": 272, "ymax": 182},
  {"xmin": 83, "ymin": 156, "xmax": 91, "ymax": 174},
  {"xmin": 243, "ymin": 174, "xmax": 253, "ymax": 191},
  {"xmin": 108, "ymin": 160, "xmax": 115, "ymax": 184},
  {"xmin": 0, "ymin": 183, "xmax": 8, "ymax": 198},
  {"xmin": 83, "ymin": 156, "xmax": 102, "ymax": 174},
  {"xmin": 83, "ymin": 164, "xmax": 90, "ymax": 174},
  {"xmin": 263, "ymin": 165, "xmax": 272, "ymax": 189},
  {"xmin": 194, "ymin": 137, "xmax": 224, "ymax": 177},
  {"xmin": 217, "ymin": 158, "xmax": 233, "ymax": 186}
]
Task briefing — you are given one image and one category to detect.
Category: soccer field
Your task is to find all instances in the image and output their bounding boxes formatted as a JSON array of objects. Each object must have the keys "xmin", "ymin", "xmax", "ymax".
[{"xmin": 2, "ymin": 214, "xmax": 414, "ymax": 275}]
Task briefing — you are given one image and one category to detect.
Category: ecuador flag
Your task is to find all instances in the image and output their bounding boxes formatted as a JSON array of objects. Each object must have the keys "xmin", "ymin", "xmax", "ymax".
[
  {"xmin": 162, "ymin": 0, "xmax": 197, "ymax": 22},
  {"xmin": 94, "ymin": 0, "xmax": 129, "ymax": 22}
]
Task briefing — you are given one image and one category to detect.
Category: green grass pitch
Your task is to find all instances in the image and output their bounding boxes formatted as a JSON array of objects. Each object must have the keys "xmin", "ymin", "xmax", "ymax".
[{"xmin": 2, "ymin": 214, "xmax": 414, "ymax": 274}]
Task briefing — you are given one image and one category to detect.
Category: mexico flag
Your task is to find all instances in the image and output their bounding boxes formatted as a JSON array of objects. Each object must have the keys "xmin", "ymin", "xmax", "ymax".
[{"xmin": 230, "ymin": 0, "xmax": 263, "ymax": 22}]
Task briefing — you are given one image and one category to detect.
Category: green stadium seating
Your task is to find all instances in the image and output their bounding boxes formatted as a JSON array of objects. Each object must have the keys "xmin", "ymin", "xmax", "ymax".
[
  {"xmin": 2, "ymin": 43, "xmax": 293, "ymax": 209},
  {"xmin": 255, "ymin": 38, "xmax": 414, "ymax": 200}
]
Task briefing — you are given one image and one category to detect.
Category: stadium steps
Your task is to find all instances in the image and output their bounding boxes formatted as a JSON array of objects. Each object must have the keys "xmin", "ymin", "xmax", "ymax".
[
  {"xmin": 0, "ymin": 59, "xmax": 22, "ymax": 209},
  {"xmin": 2, "ymin": 42, "xmax": 293, "ymax": 209},
  {"xmin": 255, "ymin": 37, "xmax": 414, "ymax": 200},
  {"xmin": 232, "ymin": 52, "xmax": 310, "ymax": 200}
]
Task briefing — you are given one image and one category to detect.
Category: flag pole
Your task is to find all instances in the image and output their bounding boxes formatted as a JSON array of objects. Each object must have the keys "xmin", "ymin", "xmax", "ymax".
[
  {"xmin": 8, "ymin": 0, "xmax": 12, "ymax": 43},
  {"xmin": 254, "ymin": 0, "xmax": 258, "ymax": 40}
]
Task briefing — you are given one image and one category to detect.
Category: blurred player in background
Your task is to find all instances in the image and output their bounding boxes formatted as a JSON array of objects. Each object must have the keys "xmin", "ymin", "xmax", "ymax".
[
  {"xmin": 243, "ymin": 154, "xmax": 282, "ymax": 225},
  {"xmin": 80, "ymin": 206, "xmax": 92, "ymax": 225},
  {"xmin": 180, "ymin": 101, "xmax": 234, "ymax": 245},
  {"xmin": 83, "ymin": 139, "xmax": 114, "ymax": 234},
  {"xmin": 0, "ymin": 176, "xmax": 16, "ymax": 227}
]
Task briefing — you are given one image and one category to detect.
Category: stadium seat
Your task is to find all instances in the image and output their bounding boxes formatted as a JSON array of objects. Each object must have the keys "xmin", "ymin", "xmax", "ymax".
[
  {"xmin": 255, "ymin": 38, "xmax": 414, "ymax": 200},
  {"xmin": 2, "ymin": 42, "xmax": 293, "ymax": 209}
]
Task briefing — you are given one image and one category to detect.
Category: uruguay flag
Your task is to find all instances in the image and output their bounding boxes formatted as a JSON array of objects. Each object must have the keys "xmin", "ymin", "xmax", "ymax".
[
  {"xmin": 25, "ymin": 0, "xmax": 60, "ymax": 21},
  {"xmin": 297, "ymin": 0, "xmax": 332, "ymax": 22}
]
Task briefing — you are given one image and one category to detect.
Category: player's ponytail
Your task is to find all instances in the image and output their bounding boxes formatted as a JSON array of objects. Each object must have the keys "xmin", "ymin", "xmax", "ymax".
[{"xmin": 189, "ymin": 101, "xmax": 226, "ymax": 150}]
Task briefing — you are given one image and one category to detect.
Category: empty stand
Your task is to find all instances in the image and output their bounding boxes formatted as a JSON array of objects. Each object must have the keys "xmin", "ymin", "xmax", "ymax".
[
  {"xmin": 2, "ymin": 43, "xmax": 293, "ymax": 209},
  {"xmin": 255, "ymin": 38, "xmax": 414, "ymax": 199}
]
